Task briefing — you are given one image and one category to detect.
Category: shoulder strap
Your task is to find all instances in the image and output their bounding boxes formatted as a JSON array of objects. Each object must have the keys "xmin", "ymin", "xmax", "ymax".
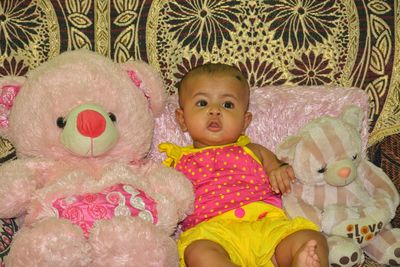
[
  {"xmin": 158, "ymin": 142, "xmax": 184, "ymax": 167},
  {"xmin": 236, "ymin": 135, "xmax": 251, "ymax": 146}
]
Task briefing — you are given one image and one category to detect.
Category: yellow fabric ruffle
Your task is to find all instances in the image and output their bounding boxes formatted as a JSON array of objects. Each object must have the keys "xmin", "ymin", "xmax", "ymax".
[{"xmin": 159, "ymin": 135, "xmax": 251, "ymax": 167}]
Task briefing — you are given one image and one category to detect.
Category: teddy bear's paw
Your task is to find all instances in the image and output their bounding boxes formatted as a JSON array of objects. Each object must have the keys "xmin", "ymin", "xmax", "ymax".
[
  {"xmin": 363, "ymin": 228, "xmax": 400, "ymax": 265},
  {"xmin": 387, "ymin": 247, "xmax": 400, "ymax": 266},
  {"xmin": 371, "ymin": 242, "xmax": 400, "ymax": 266},
  {"xmin": 5, "ymin": 218, "xmax": 90, "ymax": 267},
  {"xmin": 89, "ymin": 216, "xmax": 178, "ymax": 267},
  {"xmin": 327, "ymin": 236, "xmax": 364, "ymax": 267},
  {"xmin": 329, "ymin": 252, "xmax": 362, "ymax": 267}
]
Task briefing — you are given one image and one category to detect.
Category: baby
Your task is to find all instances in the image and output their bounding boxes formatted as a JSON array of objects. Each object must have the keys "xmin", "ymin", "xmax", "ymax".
[{"xmin": 160, "ymin": 63, "xmax": 328, "ymax": 267}]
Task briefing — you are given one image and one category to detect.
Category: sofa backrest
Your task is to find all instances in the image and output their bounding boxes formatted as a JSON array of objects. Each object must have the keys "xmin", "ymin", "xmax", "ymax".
[{"xmin": 149, "ymin": 86, "xmax": 370, "ymax": 162}]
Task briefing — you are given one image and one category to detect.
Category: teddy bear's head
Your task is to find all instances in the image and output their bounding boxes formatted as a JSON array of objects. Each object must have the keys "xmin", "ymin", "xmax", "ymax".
[
  {"xmin": 276, "ymin": 106, "xmax": 364, "ymax": 186},
  {"xmin": 0, "ymin": 49, "xmax": 165, "ymax": 163}
]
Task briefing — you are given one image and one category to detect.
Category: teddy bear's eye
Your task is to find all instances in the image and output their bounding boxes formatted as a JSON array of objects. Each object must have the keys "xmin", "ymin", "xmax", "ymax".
[
  {"xmin": 352, "ymin": 154, "xmax": 358, "ymax": 160},
  {"xmin": 108, "ymin": 112, "xmax": 117, "ymax": 122},
  {"xmin": 317, "ymin": 165, "xmax": 327, "ymax": 173},
  {"xmin": 56, "ymin": 117, "xmax": 66, "ymax": 128}
]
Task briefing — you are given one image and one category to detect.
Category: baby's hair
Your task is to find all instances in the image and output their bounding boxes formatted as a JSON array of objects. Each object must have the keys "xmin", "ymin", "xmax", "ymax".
[{"xmin": 177, "ymin": 63, "xmax": 249, "ymax": 94}]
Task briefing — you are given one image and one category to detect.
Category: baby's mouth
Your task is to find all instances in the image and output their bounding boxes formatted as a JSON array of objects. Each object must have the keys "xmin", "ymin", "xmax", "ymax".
[{"xmin": 207, "ymin": 121, "xmax": 221, "ymax": 132}]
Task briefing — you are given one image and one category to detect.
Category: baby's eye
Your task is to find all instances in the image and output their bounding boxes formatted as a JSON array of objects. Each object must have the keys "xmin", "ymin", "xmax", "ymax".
[
  {"xmin": 196, "ymin": 100, "xmax": 208, "ymax": 107},
  {"xmin": 222, "ymin": 101, "xmax": 234, "ymax": 109}
]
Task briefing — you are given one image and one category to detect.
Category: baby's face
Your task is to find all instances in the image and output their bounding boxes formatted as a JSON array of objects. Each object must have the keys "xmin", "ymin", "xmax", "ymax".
[{"xmin": 176, "ymin": 73, "xmax": 252, "ymax": 148}]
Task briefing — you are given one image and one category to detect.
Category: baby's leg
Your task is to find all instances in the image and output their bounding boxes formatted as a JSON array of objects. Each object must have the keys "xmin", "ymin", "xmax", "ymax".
[
  {"xmin": 184, "ymin": 239, "xmax": 239, "ymax": 267},
  {"xmin": 274, "ymin": 229, "xmax": 329, "ymax": 267}
]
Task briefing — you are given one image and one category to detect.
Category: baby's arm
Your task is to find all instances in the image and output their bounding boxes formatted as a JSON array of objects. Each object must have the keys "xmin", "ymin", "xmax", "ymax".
[{"xmin": 247, "ymin": 143, "xmax": 295, "ymax": 194}]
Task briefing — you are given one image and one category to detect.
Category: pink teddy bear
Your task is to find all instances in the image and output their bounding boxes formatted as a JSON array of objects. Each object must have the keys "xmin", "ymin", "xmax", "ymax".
[{"xmin": 0, "ymin": 49, "xmax": 194, "ymax": 267}]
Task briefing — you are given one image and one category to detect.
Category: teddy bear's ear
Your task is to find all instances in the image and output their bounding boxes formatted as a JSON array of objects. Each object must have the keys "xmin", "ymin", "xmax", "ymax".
[
  {"xmin": 340, "ymin": 105, "xmax": 364, "ymax": 132},
  {"xmin": 275, "ymin": 135, "xmax": 302, "ymax": 163},
  {"xmin": 0, "ymin": 76, "xmax": 26, "ymax": 134},
  {"xmin": 121, "ymin": 61, "xmax": 166, "ymax": 117}
]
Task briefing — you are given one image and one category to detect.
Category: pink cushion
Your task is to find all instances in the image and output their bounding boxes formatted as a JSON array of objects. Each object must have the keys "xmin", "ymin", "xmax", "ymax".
[{"xmin": 149, "ymin": 86, "xmax": 370, "ymax": 162}]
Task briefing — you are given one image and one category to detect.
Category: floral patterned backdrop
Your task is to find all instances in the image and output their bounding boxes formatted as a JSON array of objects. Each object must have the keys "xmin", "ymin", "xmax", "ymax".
[
  {"xmin": 0, "ymin": 0, "xmax": 399, "ymax": 265},
  {"xmin": 0, "ymin": 0, "xmax": 399, "ymax": 146}
]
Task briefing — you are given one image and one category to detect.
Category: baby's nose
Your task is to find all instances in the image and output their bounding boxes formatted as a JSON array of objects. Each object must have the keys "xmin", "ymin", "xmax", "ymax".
[{"xmin": 208, "ymin": 106, "xmax": 221, "ymax": 115}]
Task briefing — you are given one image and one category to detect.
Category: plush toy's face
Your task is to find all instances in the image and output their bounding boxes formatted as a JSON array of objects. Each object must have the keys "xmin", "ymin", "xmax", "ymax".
[
  {"xmin": 293, "ymin": 118, "xmax": 362, "ymax": 186},
  {"xmin": 277, "ymin": 107, "xmax": 364, "ymax": 187},
  {"xmin": 1, "ymin": 50, "xmax": 164, "ymax": 163}
]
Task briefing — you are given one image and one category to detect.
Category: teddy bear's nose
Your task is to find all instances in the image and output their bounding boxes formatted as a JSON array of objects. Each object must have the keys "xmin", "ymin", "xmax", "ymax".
[
  {"xmin": 77, "ymin": 109, "xmax": 106, "ymax": 138},
  {"xmin": 338, "ymin": 167, "xmax": 351, "ymax": 179}
]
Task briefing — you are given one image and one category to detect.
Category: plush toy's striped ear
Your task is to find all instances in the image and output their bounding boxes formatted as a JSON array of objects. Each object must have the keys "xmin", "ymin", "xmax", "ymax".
[
  {"xmin": 276, "ymin": 135, "xmax": 302, "ymax": 164},
  {"xmin": 0, "ymin": 76, "xmax": 26, "ymax": 131},
  {"xmin": 121, "ymin": 61, "xmax": 166, "ymax": 117},
  {"xmin": 340, "ymin": 105, "xmax": 364, "ymax": 132}
]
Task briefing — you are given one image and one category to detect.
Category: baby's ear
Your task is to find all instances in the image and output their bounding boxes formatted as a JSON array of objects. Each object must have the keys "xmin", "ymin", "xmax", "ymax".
[
  {"xmin": 121, "ymin": 61, "xmax": 166, "ymax": 117},
  {"xmin": 275, "ymin": 135, "xmax": 302, "ymax": 164},
  {"xmin": 0, "ymin": 76, "xmax": 26, "ymax": 137},
  {"xmin": 175, "ymin": 108, "xmax": 187, "ymax": 132}
]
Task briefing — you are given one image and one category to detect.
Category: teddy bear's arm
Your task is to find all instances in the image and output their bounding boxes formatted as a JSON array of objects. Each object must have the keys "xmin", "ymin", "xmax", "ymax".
[
  {"xmin": 145, "ymin": 163, "xmax": 194, "ymax": 221},
  {"xmin": 283, "ymin": 193, "xmax": 323, "ymax": 226},
  {"xmin": 282, "ymin": 186, "xmax": 366, "ymax": 236},
  {"xmin": 0, "ymin": 159, "xmax": 39, "ymax": 218},
  {"xmin": 358, "ymin": 160, "xmax": 400, "ymax": 218}
]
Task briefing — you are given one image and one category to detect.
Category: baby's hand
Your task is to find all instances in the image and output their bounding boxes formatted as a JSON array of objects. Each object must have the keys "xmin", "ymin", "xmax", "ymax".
[{"xmin": 269, "ymin": 163, "xmax": 296, "ymax": 195}]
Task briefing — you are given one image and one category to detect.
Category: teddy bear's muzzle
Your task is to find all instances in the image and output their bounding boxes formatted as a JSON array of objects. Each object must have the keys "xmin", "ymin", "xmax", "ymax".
[
  {"xmin": 60, "ymin": 103, "xmax": 119, "ymax": 157},
  {"xmin": 325, "ymin": 159, "xmax": 357, "ymax": 186}
]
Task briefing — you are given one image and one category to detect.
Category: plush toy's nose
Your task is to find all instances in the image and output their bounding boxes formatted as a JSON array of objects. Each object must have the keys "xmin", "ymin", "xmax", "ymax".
[
  {"xmin": 338, "ymin": 167, "xmax": 351, "ymax": 179},
  {"xmin": 76, "ymin": 110, "xmax": 106, "ymax": 138}
]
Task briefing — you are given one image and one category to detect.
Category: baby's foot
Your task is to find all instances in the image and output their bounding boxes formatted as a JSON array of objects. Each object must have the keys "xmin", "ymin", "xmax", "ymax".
[{"xmin": 292, "ymin": 239, "xmax": 321, "ymax": 267}]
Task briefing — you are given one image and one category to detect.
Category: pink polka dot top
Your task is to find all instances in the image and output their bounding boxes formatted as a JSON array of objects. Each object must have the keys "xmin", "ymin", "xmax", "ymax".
[{"xmin": 159, "ymin": 136, "xmax": 281, "ymax": 230}]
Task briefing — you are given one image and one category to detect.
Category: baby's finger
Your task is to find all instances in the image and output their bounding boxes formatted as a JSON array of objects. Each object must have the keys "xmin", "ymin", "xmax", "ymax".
[
  {"xmin": 274, "ymin": 172, "xmax": 289, "ymax": 194},
  {"xmin": 286, "ymin": 166, "xmax": 296, "ymax": 182},
  {"xmin": 269, "ymin": 174, "xmax": 281, "ymax": 194},
  {"xmin": 280, "ymin": 173, "xmax": 292, "ymax": 194},
  {"xmin": 273, "ymin": 173, "xmax": 287, "ymax": 194}
]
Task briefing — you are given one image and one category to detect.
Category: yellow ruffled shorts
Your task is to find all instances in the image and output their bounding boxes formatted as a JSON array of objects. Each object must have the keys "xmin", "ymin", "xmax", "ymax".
[{"xmin": 177, "ymin": 202, "xmax": 319, "ymax": 267}]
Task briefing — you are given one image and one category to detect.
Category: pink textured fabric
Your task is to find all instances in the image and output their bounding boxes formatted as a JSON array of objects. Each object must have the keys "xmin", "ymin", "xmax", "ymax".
[
  {"xmin": 165, "ymin": 140, "xmax": 281, "ymax": 230},
  {"xmin": 0, "ymin": 85, "xmax": 20, "ymax": 128},
  {"xmin": 149, "ymin": 86, "xmax": 370, "ymax": 162},
  {"xmin": 126, "ymin": 70, "xmax": 142, "ymax": 88},
  {"xmin": 126, "ymin": 70, "xmax": 150, "ymax": 102},
  {"xmin": 52, "ymin": 183, "xmax": 158, "ymax": 237}
]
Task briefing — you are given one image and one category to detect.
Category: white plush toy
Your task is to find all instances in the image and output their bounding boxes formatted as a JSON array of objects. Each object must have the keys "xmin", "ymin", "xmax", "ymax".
[{"xmin": 276, "ymin": 106, "xmax": 400, "ymax": 266}]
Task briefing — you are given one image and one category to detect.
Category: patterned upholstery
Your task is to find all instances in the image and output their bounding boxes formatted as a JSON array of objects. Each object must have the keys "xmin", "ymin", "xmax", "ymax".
[
  {"xmin": 0, "ymin": 1, "xmax": 399, "ymax": 266},
  {"xmin": 0, "ymin": 218, "xmax": 18, "ymax": 265}
]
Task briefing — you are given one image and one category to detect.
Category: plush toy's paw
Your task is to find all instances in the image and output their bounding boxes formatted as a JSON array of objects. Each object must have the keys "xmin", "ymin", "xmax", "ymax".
[
  {"xmin": 364, "ymin": 228, "xmax": 400, "ymax": 266},
  {"xmin": 387, "ymin": 246, "xmax": 400, "ymax": 266},
  {"xmin": 5, "ymin": 218, "xmax": 90, "ymax": 267},
  {"xmin": 327, "ymin": 236, "xmax": 364, "ymax": 267},
  {"xmin": 89, "ymin": 216, "xmax": 178, "ymax": 267}
]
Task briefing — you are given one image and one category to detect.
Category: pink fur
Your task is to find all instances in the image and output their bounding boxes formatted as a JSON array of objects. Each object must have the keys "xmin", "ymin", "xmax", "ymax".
[
  {"xmin": 150, "ymin": 85, "xmax": 370, "ymax": 161},
  {"xmin": 0, "ymin": 50, "xmax": 194, "ymax": 267}
]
